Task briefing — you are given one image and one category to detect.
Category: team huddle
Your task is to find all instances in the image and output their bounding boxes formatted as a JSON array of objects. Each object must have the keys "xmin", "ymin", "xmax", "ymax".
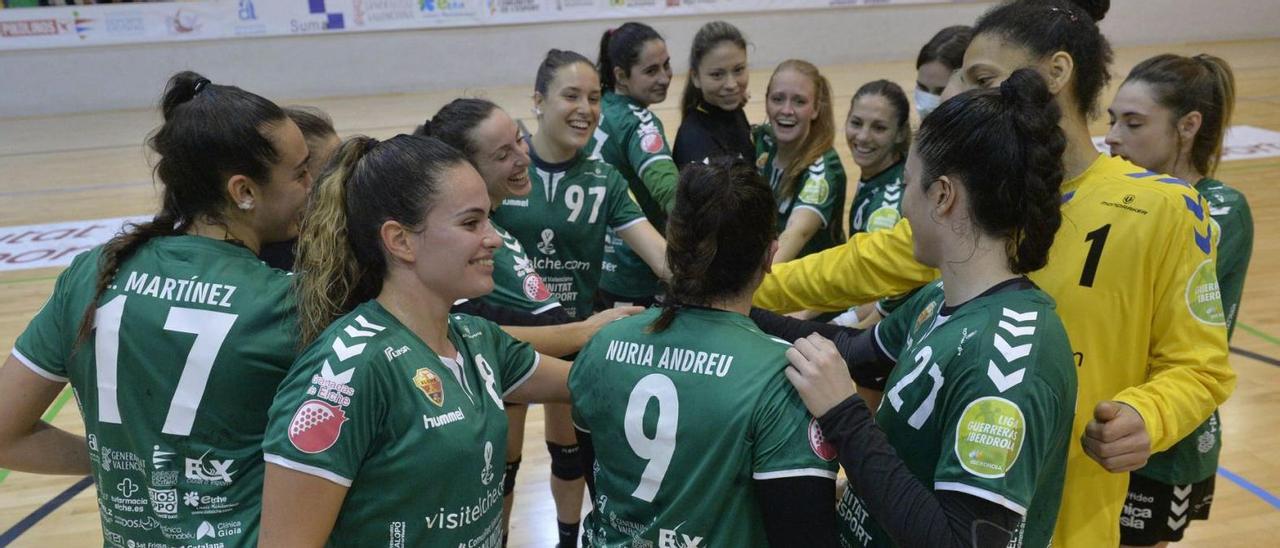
[{"xmin": 0, "ymin": 0, "xmax": 1255, "ymax": 547}]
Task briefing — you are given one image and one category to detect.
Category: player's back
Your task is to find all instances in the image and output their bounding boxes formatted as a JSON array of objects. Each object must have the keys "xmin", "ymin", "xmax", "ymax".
[
  {"xmin": 570, "ymin": 307, "xmax": 836, "ymax": 547},
  {"xmin": 16, "ymin": 235, "xmax": 297, "ymax": 546}
]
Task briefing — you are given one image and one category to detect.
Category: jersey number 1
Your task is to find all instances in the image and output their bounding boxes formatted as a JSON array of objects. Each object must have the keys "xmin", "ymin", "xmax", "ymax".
[
  {"xmin": 1079, "ymin": 224, "xmax": 1111, "ymax": 287},
  {"xmin": 624, "ymin": 374, "xmax": 678, "ymax": 502},
  {"xmin": 95, "ymin": 295, "xmax": 238, "ymax": 436}
]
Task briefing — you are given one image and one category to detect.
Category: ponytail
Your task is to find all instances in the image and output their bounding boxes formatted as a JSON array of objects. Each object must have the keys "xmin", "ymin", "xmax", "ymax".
[
  {"xmin": 77, "ymin": 71, "xmax": 284, "ymax": 343},
  {"xmin": 651, "ymin": 158, "xmax": 775, "ymax": 332},
  {"xmin": 1123, "ymin": 53, "xmax": 1236, "ymax": 177},
  {"xmin": 294, "ymin": 134, "xmax": 471, "ymax": 346},
  {"xmin": 917, "ymin": 68, "xmax": 1066, "ymax": 274},
  {"xmin": 597, "ymin": 22, "xmax": 663, "ymax": 92}
]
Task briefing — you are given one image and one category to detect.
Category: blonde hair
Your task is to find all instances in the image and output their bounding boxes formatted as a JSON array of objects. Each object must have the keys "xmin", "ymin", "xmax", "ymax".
[{"xmin": 767, "ymin": 60, "xmax": 835, "ymax": 198}]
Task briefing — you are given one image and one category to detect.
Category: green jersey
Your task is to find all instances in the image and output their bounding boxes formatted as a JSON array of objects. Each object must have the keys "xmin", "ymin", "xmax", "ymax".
[
  {"xmin": 570, "ymin": 308, "xmax": 838, "ymax": 547},
  {"xmin": 841, "ymin": 281, "xmax": 1076, "ymax": 547},
  {"xmin": 753, "ymin": 125, "xmax": 848, "ymax": 258},
  {"xmin": 1136, "ymin": 177, "xmax": 1253, "ymax": 485},
  {"xmin": 592, "ymin": 91, "xmax": 679, "ymax": 300},
  {"xmin": 848, "ymin": 159, "xmax": 905, "ymax": 235},
  {"xmin": 13, "ymin": 236, "xmax": 297, "ymax": 547},
  {"xmin": 492, "ymin": 149, "xmax": 646, "ymax": 319},
  {"xmin": 262, "ymin": 302, "xmax": 539, "ymax": 547},
  {"xmin": 476, "ymin": 221, "xmax": 563, "ymax": 316}
]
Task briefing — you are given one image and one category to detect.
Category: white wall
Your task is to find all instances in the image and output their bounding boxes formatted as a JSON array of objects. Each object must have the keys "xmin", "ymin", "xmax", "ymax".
[{"xmin": 2, "ymin": 0, "xmax": 1277, "ymax": 118}]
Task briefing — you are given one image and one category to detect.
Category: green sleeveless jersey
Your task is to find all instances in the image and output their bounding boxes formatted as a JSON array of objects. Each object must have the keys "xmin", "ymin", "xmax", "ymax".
[
  {"xmin": 841, "ymin": 281, "xmax": 1076, "ymax": 547},
  {"xmin": 262, "ymin": 303, "xmax": 538, "ymax": 547},
  {"xmin": 1136, "ymin": 177, "xmax": 1254, "ymax": 485},
  {"xmin": 14, "ymin": 236, "xmax": 298, "ymax": 547},
  {"xmin": 591, "ymin": 91, "xmax": 678, "ymax": 300},
  {"xmin": 753, "ymin": 124, "xmax": 848, "ymax": 258},
  {"xmin": 476, "ymin": 221, "xmax": 562, "ymax": 316},
  {"xmin": 571, "ymin": 307, "xmax": 838, "ymax": 547},
  {"xmin": 492, "ymin": 149, "xmax": 646, "ymax": 319}
]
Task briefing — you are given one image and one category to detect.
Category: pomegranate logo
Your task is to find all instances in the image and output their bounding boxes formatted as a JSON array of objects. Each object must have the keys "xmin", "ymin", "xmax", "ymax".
[
  {"xmin": 808, "ymin": 418, "xmax": 837, "ymax": 462},
  {"xmin": 641, "ymin": 132, "xmax": 663, "ymax": 154},
  {"xmin": 523, "ymin": 273, "xmax": 551, "ymax": 302},
  {"xmin": 288, "ymin": 400, "xmax": 348, "ymax": 454}
]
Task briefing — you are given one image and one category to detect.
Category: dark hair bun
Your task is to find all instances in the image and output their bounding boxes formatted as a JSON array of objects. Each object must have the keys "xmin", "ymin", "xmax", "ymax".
[
  {"xmin": 1000, "ymin": 68, "xmax": 1055, "ymax": 110},
  {"xmin": 160, "ymin": 71, "xmax": 210, "ymax": 121},
  {"xmin": 1067, "ymin": 0, "xmax": 1109, "ymax": 21}
]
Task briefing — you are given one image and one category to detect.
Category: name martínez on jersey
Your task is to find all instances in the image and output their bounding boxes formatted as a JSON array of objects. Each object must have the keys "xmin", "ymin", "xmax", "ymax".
[
  {"xmin": 119, "ymin": 271, "xmax": 237, "ymax": 308},
  {"xmin": 604, "ymin": 339, "xmax": 735, "ymax": 378}
]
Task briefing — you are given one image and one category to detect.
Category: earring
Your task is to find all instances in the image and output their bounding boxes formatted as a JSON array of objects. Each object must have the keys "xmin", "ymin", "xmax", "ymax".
[
  {"xmin": 533, "ymin": 107, "xmax": 542, "ymax": 116},
  {"xmin": 238, "ymin": 201, "xmax": 254, "ymax": 210}
]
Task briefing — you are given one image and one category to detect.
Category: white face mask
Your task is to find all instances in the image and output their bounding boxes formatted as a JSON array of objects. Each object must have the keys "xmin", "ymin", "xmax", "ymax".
[{"xmin": 914, "ymin": 89, "xmax": 942, "ymax": 119}]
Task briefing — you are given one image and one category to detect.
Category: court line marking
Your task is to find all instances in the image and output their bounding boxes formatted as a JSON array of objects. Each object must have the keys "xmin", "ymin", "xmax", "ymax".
[
  {"xmin": 1238, "ymin": 322, "xmax": 1280, "ymax": 346},
  {"xmin": 1230, "ymin": 346, "xmax": 1280, "ymax": 367},
  {"xmin": 0, "ymin": 475, "xmax": 93, "ymax": 547},
  {"xmin": 1219, "ymin": 467, "xmax": 1280, "ymax": 510},
  {"xmin": 0, "ymin": 387, "xmax": 74, "ymax": 487}
]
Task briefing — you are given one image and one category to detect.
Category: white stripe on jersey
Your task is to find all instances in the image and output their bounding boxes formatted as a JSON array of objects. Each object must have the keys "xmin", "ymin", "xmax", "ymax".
[
  {"xmin": 753, "ymin": 468, "xmax": 839, "ymax": 480},
  {"xmin": 264, "ymin": 453, "xmax": 353, "ymax": 487},
  {"xmin": 501, "ymin": 353, "xmax": 541, "ymax": 398},
  {"xmin": 934, "ymin": 481, "xmax": 1027, "ymax": 515},
  {"xmin": 10, "ymin": 349, "xmax": 68, "ymax": 382}
]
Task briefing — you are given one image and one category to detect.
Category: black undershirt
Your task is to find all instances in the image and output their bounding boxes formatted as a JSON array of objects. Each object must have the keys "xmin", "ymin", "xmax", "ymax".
[{"xmin": 672, "ymin": 101, "xmax": 753, "ymax": 166}]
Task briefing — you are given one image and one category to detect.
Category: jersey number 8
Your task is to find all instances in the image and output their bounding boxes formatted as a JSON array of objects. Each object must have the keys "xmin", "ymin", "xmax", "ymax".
[{"xmin": 94, "ymin": 295, "xmax": 238, "ymax": 436}]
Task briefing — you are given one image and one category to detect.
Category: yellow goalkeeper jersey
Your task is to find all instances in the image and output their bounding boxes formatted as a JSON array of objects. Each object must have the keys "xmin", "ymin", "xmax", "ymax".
[{"xmin": 755, "ymin": 153, "xmax": 1234, "ymax": 547}]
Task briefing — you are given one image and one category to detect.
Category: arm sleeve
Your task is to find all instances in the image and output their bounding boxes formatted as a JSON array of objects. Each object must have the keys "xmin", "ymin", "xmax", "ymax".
[
  {"xmin": 605, "ymin": 168, "xmax": 648, "ymax": 230},
  {"xmin": 1113, "ymin": 191, "xmax": 1235, "ymax": 452},
  {"xmin": 627, "ymin": 121, "xmax": 678, "ymax": 213},
  {"xmin": 747, "ymin": 308, "xmax": 893, "ymax": 390},
  {"xmin": 484, "ymin": 319, "xmax": 541, "ymax": 396},
  {"xmin": 753, "ymin": 219, "xmax": 938, "ymax": 313},
  {"xmin": 672, "ymin": 121, "xmax": 718, "ymax": 166},
  {"xmin": 820, "ymin": 397, "xmax": 1022, "ymax": 548},
  {"xmin": 261, "ymin": 350, "xmax": 388, "ymax": 486},
  {"xmin": 1215, "ymin": 196, "xmax": 1253, "ymax": 338},
  {"xmin": 13, "ymin": 253, "xmax": 92, "ymax": 380},
  {"xmin": 750, "ymin": 369, "xmax": 839, "ymax": 480},
  {"xmin": 791, "ymin": 166, "xmax": 839, "ymax": 229},
  {"xmin": 754, "ymin": 476, "xmax": 840, "ymax": 548},
  {"xmin": 450, "ymin": 299, "xmax": 572, "ymax": 327}
]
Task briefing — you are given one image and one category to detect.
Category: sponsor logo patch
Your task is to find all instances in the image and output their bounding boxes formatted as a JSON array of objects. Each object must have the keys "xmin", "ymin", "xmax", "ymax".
[
  {"xmin": 808, "ymin": 418, "xmax": 837, "ymax": 461},
  {"xmin": 641, "ymin": 132, "xmax": 664, "ymax": 154},
  {"xmin": 288, "ymin": 400, "xmax": 348, "ymax": 454},
  {"xmin": 955, "ymin": 396, "xmax": 1025, "ymax": 478},
  {"xmin": 523, "ymin": 273, "xmax": 552, "ymax": 302},
  {"xmin": 798, "ymin": 175, "xmax": 830, "ymax": 205},
  {"xmin": 1185, "ymin": 259, "xmax": 1225, "ymax": 325}
]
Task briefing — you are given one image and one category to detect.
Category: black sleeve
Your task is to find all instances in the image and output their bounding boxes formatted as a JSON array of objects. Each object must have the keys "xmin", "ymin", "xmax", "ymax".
[
  {"xmin": 575, "ymin": 426, "xmax": 597, "ymax": 499},
  {"xmin": 258, "ymin": 238, "xmax": 296, "ymax": 271},
  {"xmin": 449, "ymin": 300, "xmax": 572, "ymax": 327},
  {"xmin": 818, "ymin": 397, "xmax": 1023, "ymax": 548},
  {"xmin": 748, "ymin": 308, "xmax": 894, "ymax": 391},
  {"xmin": 673, "ymin": 119, "xmax": 718, "ymax": 166},
  {"xmin": 755, "ymin": 476, "xmax": 840, "ymax": 548}
]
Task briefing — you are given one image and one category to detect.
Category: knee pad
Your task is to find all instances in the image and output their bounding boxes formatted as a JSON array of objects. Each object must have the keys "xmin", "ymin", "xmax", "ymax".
[
  {"xmin": 546, "ymin": 442, "xmax": 584, "ymax": 481},
  {"xmin": 503, "ymin": 458, "xmax": 521, "ymax": 496}
]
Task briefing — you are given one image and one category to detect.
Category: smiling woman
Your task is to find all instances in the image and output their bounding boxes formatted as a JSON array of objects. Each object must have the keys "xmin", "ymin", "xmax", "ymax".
[{"xmin": 260, "ymin": 134, "xmax": 577, "ymax": 546}]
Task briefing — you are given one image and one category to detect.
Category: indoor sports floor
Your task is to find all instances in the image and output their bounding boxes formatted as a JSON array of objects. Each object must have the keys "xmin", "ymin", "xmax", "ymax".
[{"xmin": 0, "ymin": 37, "xmax": 1277, "ymax": 547}]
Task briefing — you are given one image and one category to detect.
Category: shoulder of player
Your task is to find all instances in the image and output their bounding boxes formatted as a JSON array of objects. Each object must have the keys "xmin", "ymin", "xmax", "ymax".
[
  {"xmin": 298, "ymin": 305, "xmax": 405, "ymax": 372},
  {"xmin": 960, "ymin": 293, "xmax": 1073, "ymax": 383},
  {"xmin": 1197, "ymin": 178, "xmax": 1252, "ymax": 210},
  {"xmin": 1087, "ymin": 158, "xmax": 1205, "ymax": 215}
]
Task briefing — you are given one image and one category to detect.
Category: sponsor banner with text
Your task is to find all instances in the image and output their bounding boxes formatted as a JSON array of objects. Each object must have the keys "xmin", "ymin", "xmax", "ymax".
[{"xmin": 1, "ymin": 0, "xmax": 943, "ymax": 50}]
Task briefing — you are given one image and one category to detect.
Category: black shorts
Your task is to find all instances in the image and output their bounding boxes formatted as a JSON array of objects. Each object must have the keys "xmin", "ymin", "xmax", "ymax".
[{"xmin": 1120, "ymin": 472, "xmax": 1215, "ymax": 545}]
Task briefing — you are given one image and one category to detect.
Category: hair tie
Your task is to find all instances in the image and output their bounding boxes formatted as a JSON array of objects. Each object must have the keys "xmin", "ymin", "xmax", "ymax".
[
  {"xmin": 1047, "ymin": 6, "xmax": 1079, "ymax": 22},
  {"xmin": 193, "ymin": 78, "xmax": 211, "ymax": 95},
  {"xmin": 607, "ymin": 27, "xmax": 616, "ymax": 37}
]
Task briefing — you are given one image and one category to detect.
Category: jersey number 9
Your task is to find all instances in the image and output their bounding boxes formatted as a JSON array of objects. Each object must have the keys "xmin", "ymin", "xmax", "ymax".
[{"xmin": 624, "ymin": 373, "xmax": 678, "ymax": 502}]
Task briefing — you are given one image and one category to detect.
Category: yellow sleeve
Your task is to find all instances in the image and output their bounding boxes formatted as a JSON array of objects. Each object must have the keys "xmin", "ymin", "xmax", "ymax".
[
  {"xmin": 753, "ymin": 219, "xmax": 938, "ymax": 313},
  {"xmin": 1112, "ymin": 192, "xmax": 1234, "ymax": 452}
]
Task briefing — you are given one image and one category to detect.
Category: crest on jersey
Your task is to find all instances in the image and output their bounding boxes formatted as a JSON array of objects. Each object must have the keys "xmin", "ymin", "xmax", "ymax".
[
  {"xmin": 808, "ymin": 418, "xmax": 837, "ymax": 461},
  {"xmin": 523, "ymin": 273, "xmax": 552, "ymax": 302},
  {"xmin": 288, "ymin": 400, "xmax": 348, "ymax": 454},
  {"xmin": 1185, "ymin": 259, "xmax": 1225, "ymax": 326},
  {"xmin": 915, "ymin": 301, "xmax": 938, "ymax": 332},
  {"xmin": 413, "ymin": 368, "xmax": 445, "ymax": 407}
]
